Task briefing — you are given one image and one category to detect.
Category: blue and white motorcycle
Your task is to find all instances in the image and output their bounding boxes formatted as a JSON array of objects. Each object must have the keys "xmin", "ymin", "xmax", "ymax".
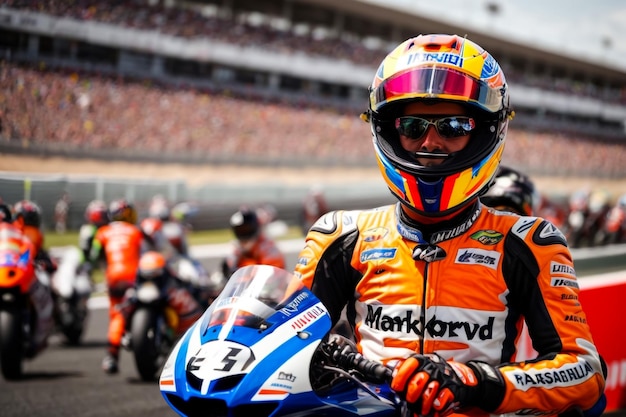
[{"xmin": 159, "ymin": 264, "xmax": 401, "ymax": 417}]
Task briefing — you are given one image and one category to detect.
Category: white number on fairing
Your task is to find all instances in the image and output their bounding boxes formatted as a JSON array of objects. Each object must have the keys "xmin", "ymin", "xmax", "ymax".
[{"xmin": 189, "ymin": 345, "xmax": 256, "ymax": 373}]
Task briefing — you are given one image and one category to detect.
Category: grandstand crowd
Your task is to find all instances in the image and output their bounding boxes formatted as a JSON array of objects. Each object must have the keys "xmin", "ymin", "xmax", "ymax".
[
  {"xmin": 1, "ymin": 61, "xmax": 625, "ymax": 178},
  {"xmin": 3, "ymin": 0, "xmax": 626, "ymax": 104}
]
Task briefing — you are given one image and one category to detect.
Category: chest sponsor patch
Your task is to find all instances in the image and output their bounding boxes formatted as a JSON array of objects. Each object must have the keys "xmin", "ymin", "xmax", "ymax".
[
  {"xmin": 455, "ymin": 248, "xmax": 501, "ymax": 269},
  {"xmin": 470, "ymin": 230, "xmax": 504, "ymax": 245},
  {"xmin": 360, "ymin": 248, "xmax": 397, "ymax": 263},
  {"xmin": 363, "ymin": 304, "xmax": 495, "ymax": 341}
]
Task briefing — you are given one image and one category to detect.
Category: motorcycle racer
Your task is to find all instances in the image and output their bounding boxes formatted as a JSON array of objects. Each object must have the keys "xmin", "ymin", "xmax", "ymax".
[
  {"xmin": 129, "ymin": 251, "xmax": 204, "ymax": 337},
  {"xmin": 79, "ymin": 199, "xmax": 110, "ymax": 261},
  {"xmin": 90, "ymin": 198, "xmax": 147, "ymax": 374},
  {"xmin": 294, "ymin": 34, "xmax": 605, "ymax": 417},
  {"xmin": 0, "ymin": 203, "xmax": 54, "ymax": 355},
  {"xmin": 13, "ymin": 200, "xmax": 56, "ymax": 275},
  {"xmin": 222, "ymin": 206, "xmax": 286, "ymax": 278}
]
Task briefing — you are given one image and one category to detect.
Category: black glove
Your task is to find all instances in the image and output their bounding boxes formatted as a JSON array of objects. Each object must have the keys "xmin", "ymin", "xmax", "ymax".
[{"xmin": 390, "ymin": 353, "xmax": 505, "ymax": 417}]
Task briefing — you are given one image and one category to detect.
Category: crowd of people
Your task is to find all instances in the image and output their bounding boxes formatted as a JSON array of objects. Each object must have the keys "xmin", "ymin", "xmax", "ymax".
[
  {"xmin": 0, "ymin": 62, "xmax": 369, "ymax": 163},
  {"xmin": 2, "ymin": 61, "xmax": 626, "ymax": 177},
  {"xmin": 5, "ymin": 0, "xmax": 625, "ymax": 104}
]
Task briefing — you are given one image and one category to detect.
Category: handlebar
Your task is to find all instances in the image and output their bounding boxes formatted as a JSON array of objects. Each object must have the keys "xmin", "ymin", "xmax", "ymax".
[{"xmin": 331, "ymin": 349, "xmax": 392, "ymax": 384}]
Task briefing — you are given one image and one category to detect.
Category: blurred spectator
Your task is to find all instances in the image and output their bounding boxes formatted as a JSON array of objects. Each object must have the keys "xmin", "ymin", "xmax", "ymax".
[{"xmin": 54, "ymin": 191, "xmax": 71, "ymax": 233}]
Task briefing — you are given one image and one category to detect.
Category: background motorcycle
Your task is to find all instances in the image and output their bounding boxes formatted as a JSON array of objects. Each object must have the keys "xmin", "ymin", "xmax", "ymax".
[
  {"xmin": 0, "ymin": 260, "xmax": 53, "ymax": 380},
  {"xmin": 125, "ymin": 262, "xmax": 203, "ymax": 382},
  {"xmin": 594, "ymin": 197, "xmax": 626, "ymax": 245},
  {"xmin": 51, "ymin": 246, "xmax": 93, "ymax": 345},
  {"xmin": 159, "ymin": 265, "xmax": 400, "ymax": 417}
]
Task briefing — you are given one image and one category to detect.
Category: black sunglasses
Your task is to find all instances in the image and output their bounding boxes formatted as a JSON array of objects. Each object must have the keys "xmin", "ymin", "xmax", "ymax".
[{"xmin": 395, "ymin": 116, "xmax": 476, "ymax": 140}]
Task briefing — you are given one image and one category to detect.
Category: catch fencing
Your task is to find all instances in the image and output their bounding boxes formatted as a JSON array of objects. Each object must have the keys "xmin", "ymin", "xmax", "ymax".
[{"xmin": 0, "ymin": 171, "xmax": 392, "ymax": 231}]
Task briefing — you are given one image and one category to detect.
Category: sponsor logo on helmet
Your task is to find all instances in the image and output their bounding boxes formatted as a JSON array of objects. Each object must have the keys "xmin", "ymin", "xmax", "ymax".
[
  {"xmin": 470, "ymin": 230, "xmax": 504, "ymax": 245},
  {"xmin": 364, "ymin": 305, "xmax": 494, "ymax": 340},
  {"xmin": 405, "ymin": 52, "xmax": 462, "ymax": 67},
  {"xmin": 455, "ymin": 248, "xmax": 500, "ymax": 269},
  {"xmin": 360, "ymin": 248, "xmax": 397, "ymax": 263},
  {"xmin": 481, "ymin": 55, "xmax": 500, "ymax": 78}
]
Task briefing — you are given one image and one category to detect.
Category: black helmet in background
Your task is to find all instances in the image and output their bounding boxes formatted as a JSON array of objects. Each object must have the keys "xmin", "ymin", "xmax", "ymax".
[
  {"xmin": 230, "ymin": 207, "xmax": 260, "ymax": 241},
  {"xmin": 481, "ymin": 166, "xmax": 537, "ymax": 216}
]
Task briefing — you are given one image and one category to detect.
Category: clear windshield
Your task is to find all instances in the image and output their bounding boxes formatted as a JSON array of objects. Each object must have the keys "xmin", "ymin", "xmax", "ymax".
[{"xmin": 206, "ymin": 265, "xmax": 305, "ymax": 330}]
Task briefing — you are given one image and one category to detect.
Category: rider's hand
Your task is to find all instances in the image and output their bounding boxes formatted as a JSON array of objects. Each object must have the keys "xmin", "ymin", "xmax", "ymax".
[{"xmin": 390, "ymin": 353, "xmax": 505, "ymax": 417}]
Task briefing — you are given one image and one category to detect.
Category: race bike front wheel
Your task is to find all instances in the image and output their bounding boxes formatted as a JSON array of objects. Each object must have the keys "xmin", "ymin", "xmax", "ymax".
[
  {"xmin": 0, "ymin": 308, "xmax": 24, "ymax": 380},
  {"xmin": 130, "ymin": 307, "xmax": 162, "ymax": 381}
]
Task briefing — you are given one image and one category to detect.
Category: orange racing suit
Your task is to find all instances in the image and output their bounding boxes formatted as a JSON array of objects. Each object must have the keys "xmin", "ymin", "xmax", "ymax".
[
  {"xmin": 294, "ymin": 202, "xmax": 605, "ymax": 416},
  {"xmin": 91, "ymin": 221, "xmax": 146, "ymax": 353},
  {"xmin": 222, "ymin": 234, "xmax": 286, "ymax": 277}
]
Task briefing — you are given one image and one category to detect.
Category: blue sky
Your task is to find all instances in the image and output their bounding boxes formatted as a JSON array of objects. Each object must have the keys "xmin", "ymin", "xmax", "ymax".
[{"xmin": 378, "ymin": 0, "xmax": 626, "ymax": 71}]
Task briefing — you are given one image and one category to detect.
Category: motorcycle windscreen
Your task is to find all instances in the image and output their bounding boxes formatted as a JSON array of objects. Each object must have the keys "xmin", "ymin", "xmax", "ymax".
[{"xmin": 199, "ymin": 265, "xmax": 327, "ymax": 344}]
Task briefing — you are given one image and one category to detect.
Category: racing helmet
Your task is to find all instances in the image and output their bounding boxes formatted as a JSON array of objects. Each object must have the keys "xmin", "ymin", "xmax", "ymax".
[
  {"xmin": 366, "ymin": 34, "xmax": 513, "ymax": 216},
  {"xmin": 230, "ymin": 207, "xmax": 260, "ymax": 241},
  {"xmin": 148, "ymin": 199, "xmax": 171, "ymax": 222},
  {"xmin": 85, "ymin": 199, "xmax": 110, "ymax": 226},
  {"xmin": 109, "ymin": 198, "xmax": 137, "ymax": 224},
  {"xmin": 481, "ymin": 166, "xmax": 536, "ymax": 216},
  {"xmin": 0, "ymin": 204, "xmax": 12, "ymax": 223},
  {"xmin": 138, "ymin": 251, "xmax": 166, "ymax": 279},
  {"xmin": 13, "ymin": 200, "xmax": 43, "ymax": 227},
  {"xmin": 569, "ymin": 189, "xmax": 591, "ymax": 212}
]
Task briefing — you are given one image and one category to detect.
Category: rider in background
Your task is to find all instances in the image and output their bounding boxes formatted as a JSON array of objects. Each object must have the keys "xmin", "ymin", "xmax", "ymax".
[
  {"xmin": 13, "ymin": 200, "xmax": 56, "ymax": 275},
  {"xmin": 126, "ymin": 251, "xmax": 204, "ymax": 338},
  {"xmin": 222, "ymin": 206, "xmax": 286, "ymax": 278},
  {"xmin": 145, "ymin": 196, "xmax": 215, "ymax": 306},
  {"xmin": 147, "ymin": 196, "xmax": 189, "ymax": 257},
  {"xmin": 78, "ymin": 200, "xmax": 110, "ymax": 264},
  {"xmin": 139, "ymin": 198, "xmax": 175, "ymax": 259},
  {"xmin": 90, "ymin": 198, "xmax": 146, "ymax": 374},
  {"xmin": 0, "ymin": 203, "xmax": 54, "ymax": 355},
  {"xmin": 480, "ymin": 165, "xmax": 537, "ymax": 216},
  {"xmin": 294, "ymin": 34, "xmax": 605, "ymax": 417}
]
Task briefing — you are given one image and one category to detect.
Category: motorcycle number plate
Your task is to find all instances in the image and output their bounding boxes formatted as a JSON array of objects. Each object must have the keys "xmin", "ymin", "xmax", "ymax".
[{"xmin": 187, "ymin": 340, "xmax": 255, "ymax": 388}]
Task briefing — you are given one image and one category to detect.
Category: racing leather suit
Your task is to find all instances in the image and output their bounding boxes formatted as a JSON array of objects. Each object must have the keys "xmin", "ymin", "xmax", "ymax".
[
  {"xmin": 222, "ymin": 234, "xmax": 286, "ymax": 278},
  {"xmin": 294, "ymin": 202, "xmax": 605, "ymax": 416},
  {"xmin": 91, "ymin": 221, "xmax": 146, "ymax": 354}
]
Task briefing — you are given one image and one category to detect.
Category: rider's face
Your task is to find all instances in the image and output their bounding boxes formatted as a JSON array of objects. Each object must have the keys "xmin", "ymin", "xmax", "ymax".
[{"xmin": 398, "ymin": 102, "xmax": 472, "ymax": 167}]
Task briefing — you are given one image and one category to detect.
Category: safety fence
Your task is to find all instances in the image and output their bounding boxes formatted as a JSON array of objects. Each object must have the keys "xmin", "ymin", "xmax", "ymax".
[{"xmin": 0, "ymin": 171, "xmax": 392, "ymax": 231}]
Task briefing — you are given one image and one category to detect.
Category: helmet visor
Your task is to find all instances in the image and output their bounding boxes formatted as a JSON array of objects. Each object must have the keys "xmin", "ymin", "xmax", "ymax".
[{"xmin": 371, "ymin": 67, "xmax": 503, "ymax": 114}]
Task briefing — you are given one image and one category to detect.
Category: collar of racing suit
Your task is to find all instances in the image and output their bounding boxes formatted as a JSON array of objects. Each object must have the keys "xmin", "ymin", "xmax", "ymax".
[{"xmin": 396, "ymin": 201, "xmax": 482, "ymax": 245}]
